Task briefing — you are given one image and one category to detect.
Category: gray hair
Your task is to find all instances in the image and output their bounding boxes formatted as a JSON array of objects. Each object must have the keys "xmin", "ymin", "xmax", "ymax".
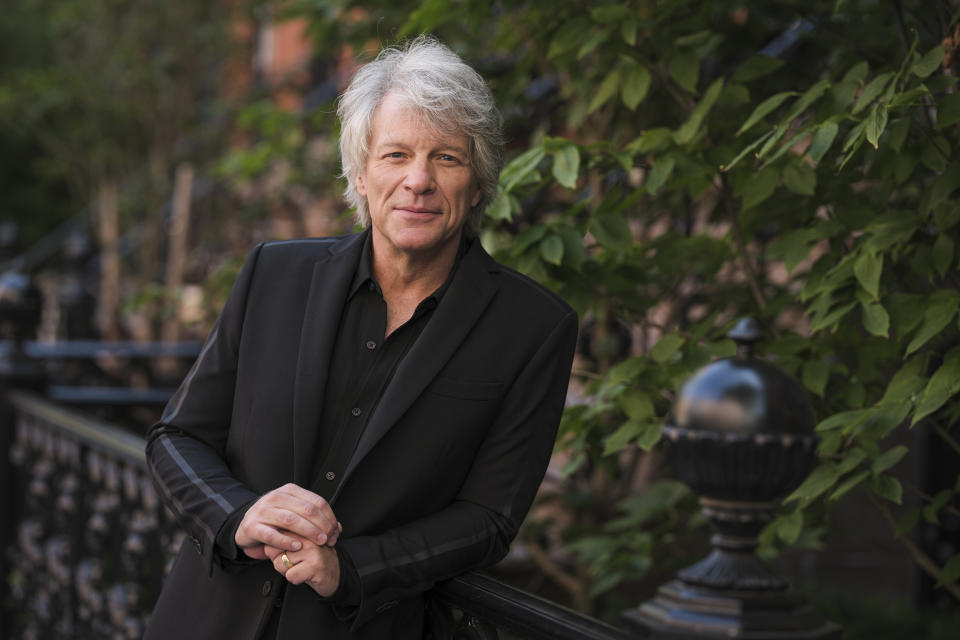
[{"xmin": 337, "ymin": 36, "xmax": 504, "ymax": 229}]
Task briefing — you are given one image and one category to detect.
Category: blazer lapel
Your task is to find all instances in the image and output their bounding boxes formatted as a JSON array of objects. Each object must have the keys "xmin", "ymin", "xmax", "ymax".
[
  {"xmin": 291, "ymin": 232, "xmax": 366, "ymax": 485},
  {"xmin": 332, "ymin": 240, "xmax": 500, "ymax": 500}
]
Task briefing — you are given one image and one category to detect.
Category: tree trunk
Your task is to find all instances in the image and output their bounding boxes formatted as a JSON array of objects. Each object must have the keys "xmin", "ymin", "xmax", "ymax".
[
  {"xmin": 96, "ymin": 179, "xmax": 120, "ymax": 341},
  {"xmin": 161, "ymin": 162, "xmax": 194, "ymax": 344}
]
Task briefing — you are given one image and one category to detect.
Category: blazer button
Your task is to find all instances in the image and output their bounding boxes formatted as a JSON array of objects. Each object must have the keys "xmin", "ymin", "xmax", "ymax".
[
  {"xmin": 262, "ymin": 580, "xmax": 272, "ymax": 596},
  {"xmin": 351, "ymin": 407, "xmax": 361, "ymax": 417},
  {"xmin": 325, "ymin": 471, "xmax": 335, "ymax": 481}
]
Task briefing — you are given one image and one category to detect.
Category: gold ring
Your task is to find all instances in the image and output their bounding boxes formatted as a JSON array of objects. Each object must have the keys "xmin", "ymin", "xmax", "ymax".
[{"xmin": 281, "ymin": 553, "xmax": 294, "ymax": 570}]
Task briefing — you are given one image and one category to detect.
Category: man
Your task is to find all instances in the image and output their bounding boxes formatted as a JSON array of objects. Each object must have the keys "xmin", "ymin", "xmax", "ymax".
[{"xmin": 145, "ymin": 37, "xmax": 578, "ymax": 640}]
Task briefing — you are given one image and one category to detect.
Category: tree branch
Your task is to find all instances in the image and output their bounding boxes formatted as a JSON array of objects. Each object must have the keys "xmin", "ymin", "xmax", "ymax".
[
  {"xmin": 718, "ymin": 176, "xmax": 768, "ymax": 312},
  {"xmin": 871, "ymin": 494, "xmax": 960, "ymax": 602},
  {"xmin": 933, "ymin": 423, "xmax": 960, "ymax": 457},
  {"xmin": 524, "ymin": 540, "xmax": 593, "ymax": 614}
]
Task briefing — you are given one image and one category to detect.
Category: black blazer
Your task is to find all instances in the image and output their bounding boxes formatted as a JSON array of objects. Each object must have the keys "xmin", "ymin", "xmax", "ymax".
[{"xmin": 144, "ymin": 232, "xmax": 578, "ymax": 639}]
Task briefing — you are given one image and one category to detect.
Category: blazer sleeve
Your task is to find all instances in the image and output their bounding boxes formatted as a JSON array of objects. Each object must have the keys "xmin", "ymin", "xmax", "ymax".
[
  {"xmin": 334, "ymin": 307, "xmax": 578, "ymax": 630},
  {"xmin": 145, "ymin": 243, "xmax": 265, "ymax": 573}
]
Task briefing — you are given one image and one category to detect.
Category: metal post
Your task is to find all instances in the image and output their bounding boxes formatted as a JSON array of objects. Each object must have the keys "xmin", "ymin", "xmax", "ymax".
[{"xmin": 622, "ymin": 318, "xmax": 841, "ymax": 639}]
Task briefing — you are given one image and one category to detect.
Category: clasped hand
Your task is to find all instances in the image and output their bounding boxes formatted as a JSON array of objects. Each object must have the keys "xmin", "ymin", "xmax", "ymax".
[{"xmin": 235, "ymin": 483, "xmax": 342, "ymax": 597}]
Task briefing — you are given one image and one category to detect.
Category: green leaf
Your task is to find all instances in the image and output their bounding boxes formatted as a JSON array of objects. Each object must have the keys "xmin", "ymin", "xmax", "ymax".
[
  {"xmin": 923, "ymin": 490, "xmax": 953, "ymax": 525},
  {"xmin": 905, "ymin": 291, "xmax": 960, "ymax": 355},
  {"xmin": 621, "ymin": 64, "xmax": 652, "ymax": 110},
  {"xmin": 603, "ymin": 420, "xmax": 659, "ymax": 455},
  {"xmin": 552, "ymin": 145, "xmax": 580, "ymax": 189},
  {"xmin": 785, "ymin": 464, "xmax": 840, "ymax": 503},
  {"xmin": 772, "ymin": 228, "xmax": 819, "ymax": 273},
  {"xmin": 802, "ymin": 360, "xmax": 829, "ymax": 397},
  {"xmin": 912, "ymin": 45, "xmax": 945, "ymax": 78},
  {"xmin": 852, "ymin": 72, "xmax": 893, "ymax": 114},
  {"xmin": 783, "ymin": 79, "xmax": 831, "ymax": 122},
  {"xmin": 936, "ymin": 554, "xmax": 960, "ymax": 588},
  {"xmin": 843, "ymin": 61, "xmax": 869, "ymax": 84},
  {"xmin": 646, "ymin": 156, "xmax": 676, "ymax": 195},
  {"xmin": 501, "ymin": 147, "xmax": 545, "ymax": 192},
  {"xmin": 870, "ymin": 474, "xmax": 903, "ymax": 504},
  {"xmin": 650, "ymin": 334, "xmax": 685, "ymax": 363},
  {"xmin": 853, "ymin": 251, "xmax": 882, "ymax": 299},
  {"xmin": 872, "ymin": 445, "xmax": 909, "ymax": 474},
  {"xmin": 936, "ymin": 92, "xmax": 960, "ymax": 129},
  {"xmin": 618, "ymin": 389, "xmax": 655, "ymax": 421},
  {"xmin": 777, "ymin": 510, "xmax": 803, "ymax": 543},
  {"xmin": 539, "ymin": 234, "xmax": 564, "ymax": 266},
  {"xmin": 732, "ymin": 55, "xmax": 785, "ymax": 83},
  {"xmin": 589, "ymin": 67, "xmax": 622, "ymax": 113},
  {"xmin": 808, "ymin": 121, "xmax": 839, "ymax": 163},
  {"xmin": 736, "ymin": 92, "xmax": 795, "ymax": 136},
  {"xmin": 861, "ymin": 303, "xmax": 890, "ymax": 337},
  {"xmin": 590, "ymin": 213, "xmax": 632, "ymax": 250},
  {"xmin": 837, "ymin": 447, "xmax": 867, "ymax": 474},
  {"xmin": 913, "ymin": 346, "xmax": 960, "ymax": 423},
  {"xmin": 556, "ymin": 226, "xmax": 585, "ymax": 269},
  {"xmin": 810, "ymin": 301, "xmax": 857, "ymax": 333},
  {"xmin": 621, "ymin": 19, "xmax": 638, "ymax": 46},
  {"xmin": 607, "ymin": 357, "xmax": 645, "ymax": 385},
  {"xmin": 881, "ymin": 356, "xmax": 926, "ymax": 404},
  {"xmin": 887, "ymin": 116, "xmax": 912, "ymax": 152},
  {"xmin": 865, "ymin": 103, "xmax": 889, "ymax": 149},
  {"xmin": 674, "ymin": 78, "xmax": 724, "ymax": 145},
  {"xmin": 578, "ymin": 27, "xmax": 612, "ymax": 59},
  {"xmin": 486, "ymin": 191, "xmax": 512, "ymax": 221},
  {"xmin": 895, "ymin": 508, "xmax": 921, "ymax": 536},
  {"xmin": 626, "ymin": 128, "xmax": 674, "ymax": 154},
  {"xmin": 830, "ymin": 471, "xmax": 870, "ymax": 501},
  {"xmin": 925, "ymin": 162, "xmax": 960, "ymax": 214},
  {"xmin": 604, "ymin": 420, "xmax": 644, "ymax": 455},
  {"xmin": 933, "ymin": 234, "xmax": 955, "ymax": 276},
  {"xmin": 741, "ymin": 166, "xmax": 779, "ymax": 210},
  {"xmin": 722, "ymin": 131, "xmax": 774, "ymax": 171},
  {"xmin": 782, "ymin": 162, "xmax": 816, "ymax": 196},
  {"xmin": 548, "ymin": 19, "xmax": 589, "ymax": 59},
  {"xmin": 636, "ymin": 422, "xmax": 663, "ymax": 450},
  {"xmin": 816, "ymin": 409, "xmax": 869, "ymax": 432},
  {"xmin": 670, "ymin": 51, "xmax": 699, "ymax": 93},
  {"xmin": 591, "ymin": 5, "xmax": 631, "ymax": 23}
]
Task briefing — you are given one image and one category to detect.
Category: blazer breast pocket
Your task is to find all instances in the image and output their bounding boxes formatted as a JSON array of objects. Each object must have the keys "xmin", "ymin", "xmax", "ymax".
[{"xmin": 427, "ymin": 377, "xmax": 505, "ymax": 401}]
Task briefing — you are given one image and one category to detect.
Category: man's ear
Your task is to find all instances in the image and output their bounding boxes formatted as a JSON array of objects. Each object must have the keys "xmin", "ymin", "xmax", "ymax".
[
  {"xmin": 471, "ymin": 186, "xmax": 481, "ymax": 208},
  {"xmin": 356, "ymin": 173, "xmax": 366, "ymax": 197}
]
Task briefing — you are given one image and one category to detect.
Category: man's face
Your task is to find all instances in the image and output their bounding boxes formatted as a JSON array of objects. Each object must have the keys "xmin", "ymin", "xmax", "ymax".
[{"xmin": 357, "ymin": 92, "xmax": 481, "ymax": 262}]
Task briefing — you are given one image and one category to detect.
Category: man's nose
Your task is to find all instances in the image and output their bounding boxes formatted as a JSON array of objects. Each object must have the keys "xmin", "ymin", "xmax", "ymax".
[{"xmin": 403, "ymin": 159, "xmax": 436, "ymax": 194}]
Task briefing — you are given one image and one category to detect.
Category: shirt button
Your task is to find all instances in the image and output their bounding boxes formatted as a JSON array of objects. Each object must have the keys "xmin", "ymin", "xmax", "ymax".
[
  {"xmin": 261, "ymin": 580, "xmax": 272, "ymax": 596},
  {"xmin": 351, "ymin": 407, "xmax": 361, "ymax": 417},
  {"xmin": 365, "ymin": 340, "xmax": 377, "ymax": 350},
  {"xmin": 325, "ymin": 471, "xmax": 335, "ymax": 481}
]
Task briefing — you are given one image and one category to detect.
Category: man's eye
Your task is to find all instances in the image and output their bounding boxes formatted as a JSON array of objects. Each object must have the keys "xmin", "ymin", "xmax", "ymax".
[
  {"xmin": 387, "ymin": 152, "xmax": 404, "ymax": 158},
  {"xmin": 439, "ymin": 154, "xmax": 457, "ymax": 162}
]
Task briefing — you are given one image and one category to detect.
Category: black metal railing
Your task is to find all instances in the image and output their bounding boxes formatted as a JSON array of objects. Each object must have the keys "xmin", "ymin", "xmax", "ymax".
[
  {"xmin": 2, "ymin": 390, "xmax": 182, "ymax": 639},
  {"xmin": 1, "ymin": 390, "xmax": 636, "ymax": 640}
]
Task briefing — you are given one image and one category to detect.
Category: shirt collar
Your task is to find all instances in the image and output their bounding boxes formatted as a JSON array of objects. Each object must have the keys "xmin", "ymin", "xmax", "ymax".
[{"xmin": 348, "ymin": 229, "xmax": 470, "ymax": 305}]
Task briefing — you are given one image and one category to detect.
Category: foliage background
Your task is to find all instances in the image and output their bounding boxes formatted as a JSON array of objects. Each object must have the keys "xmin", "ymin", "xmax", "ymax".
[{"xmin": 4, "ymin": 0, "xmax": 960, "ymax": 635}]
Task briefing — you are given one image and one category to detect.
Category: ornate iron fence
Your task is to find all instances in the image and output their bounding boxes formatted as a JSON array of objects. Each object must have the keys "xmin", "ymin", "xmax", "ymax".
[
  {"xmin": 1, "ymin": 390, "xmax": 635, "ymax": 640},
  {"xmin": 2, "ymin": 390, "xmax": 181, "ymax": 639}
]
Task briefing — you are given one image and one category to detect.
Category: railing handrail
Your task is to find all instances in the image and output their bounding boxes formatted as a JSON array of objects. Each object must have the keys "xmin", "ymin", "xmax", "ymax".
[
  {"xmin": 0, "ymin": 339, "xmax": 203, "ymax": 359},
  {"xmin": 435, "ymin": 572, "xmax": 634, "ymax": 640},
  {"xmin": 5, "ymin": 389, "xmax": 147, "ymax": 468}
]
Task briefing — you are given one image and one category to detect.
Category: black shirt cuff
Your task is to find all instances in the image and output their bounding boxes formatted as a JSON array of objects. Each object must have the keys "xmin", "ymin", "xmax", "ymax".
[
  {"xmin": 214, "ymin": 500, "xmax": 257, "ymax": 562},
  {"xmin": 326, "ymin": 545, "xmax": 361, "ymax": 607}
]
